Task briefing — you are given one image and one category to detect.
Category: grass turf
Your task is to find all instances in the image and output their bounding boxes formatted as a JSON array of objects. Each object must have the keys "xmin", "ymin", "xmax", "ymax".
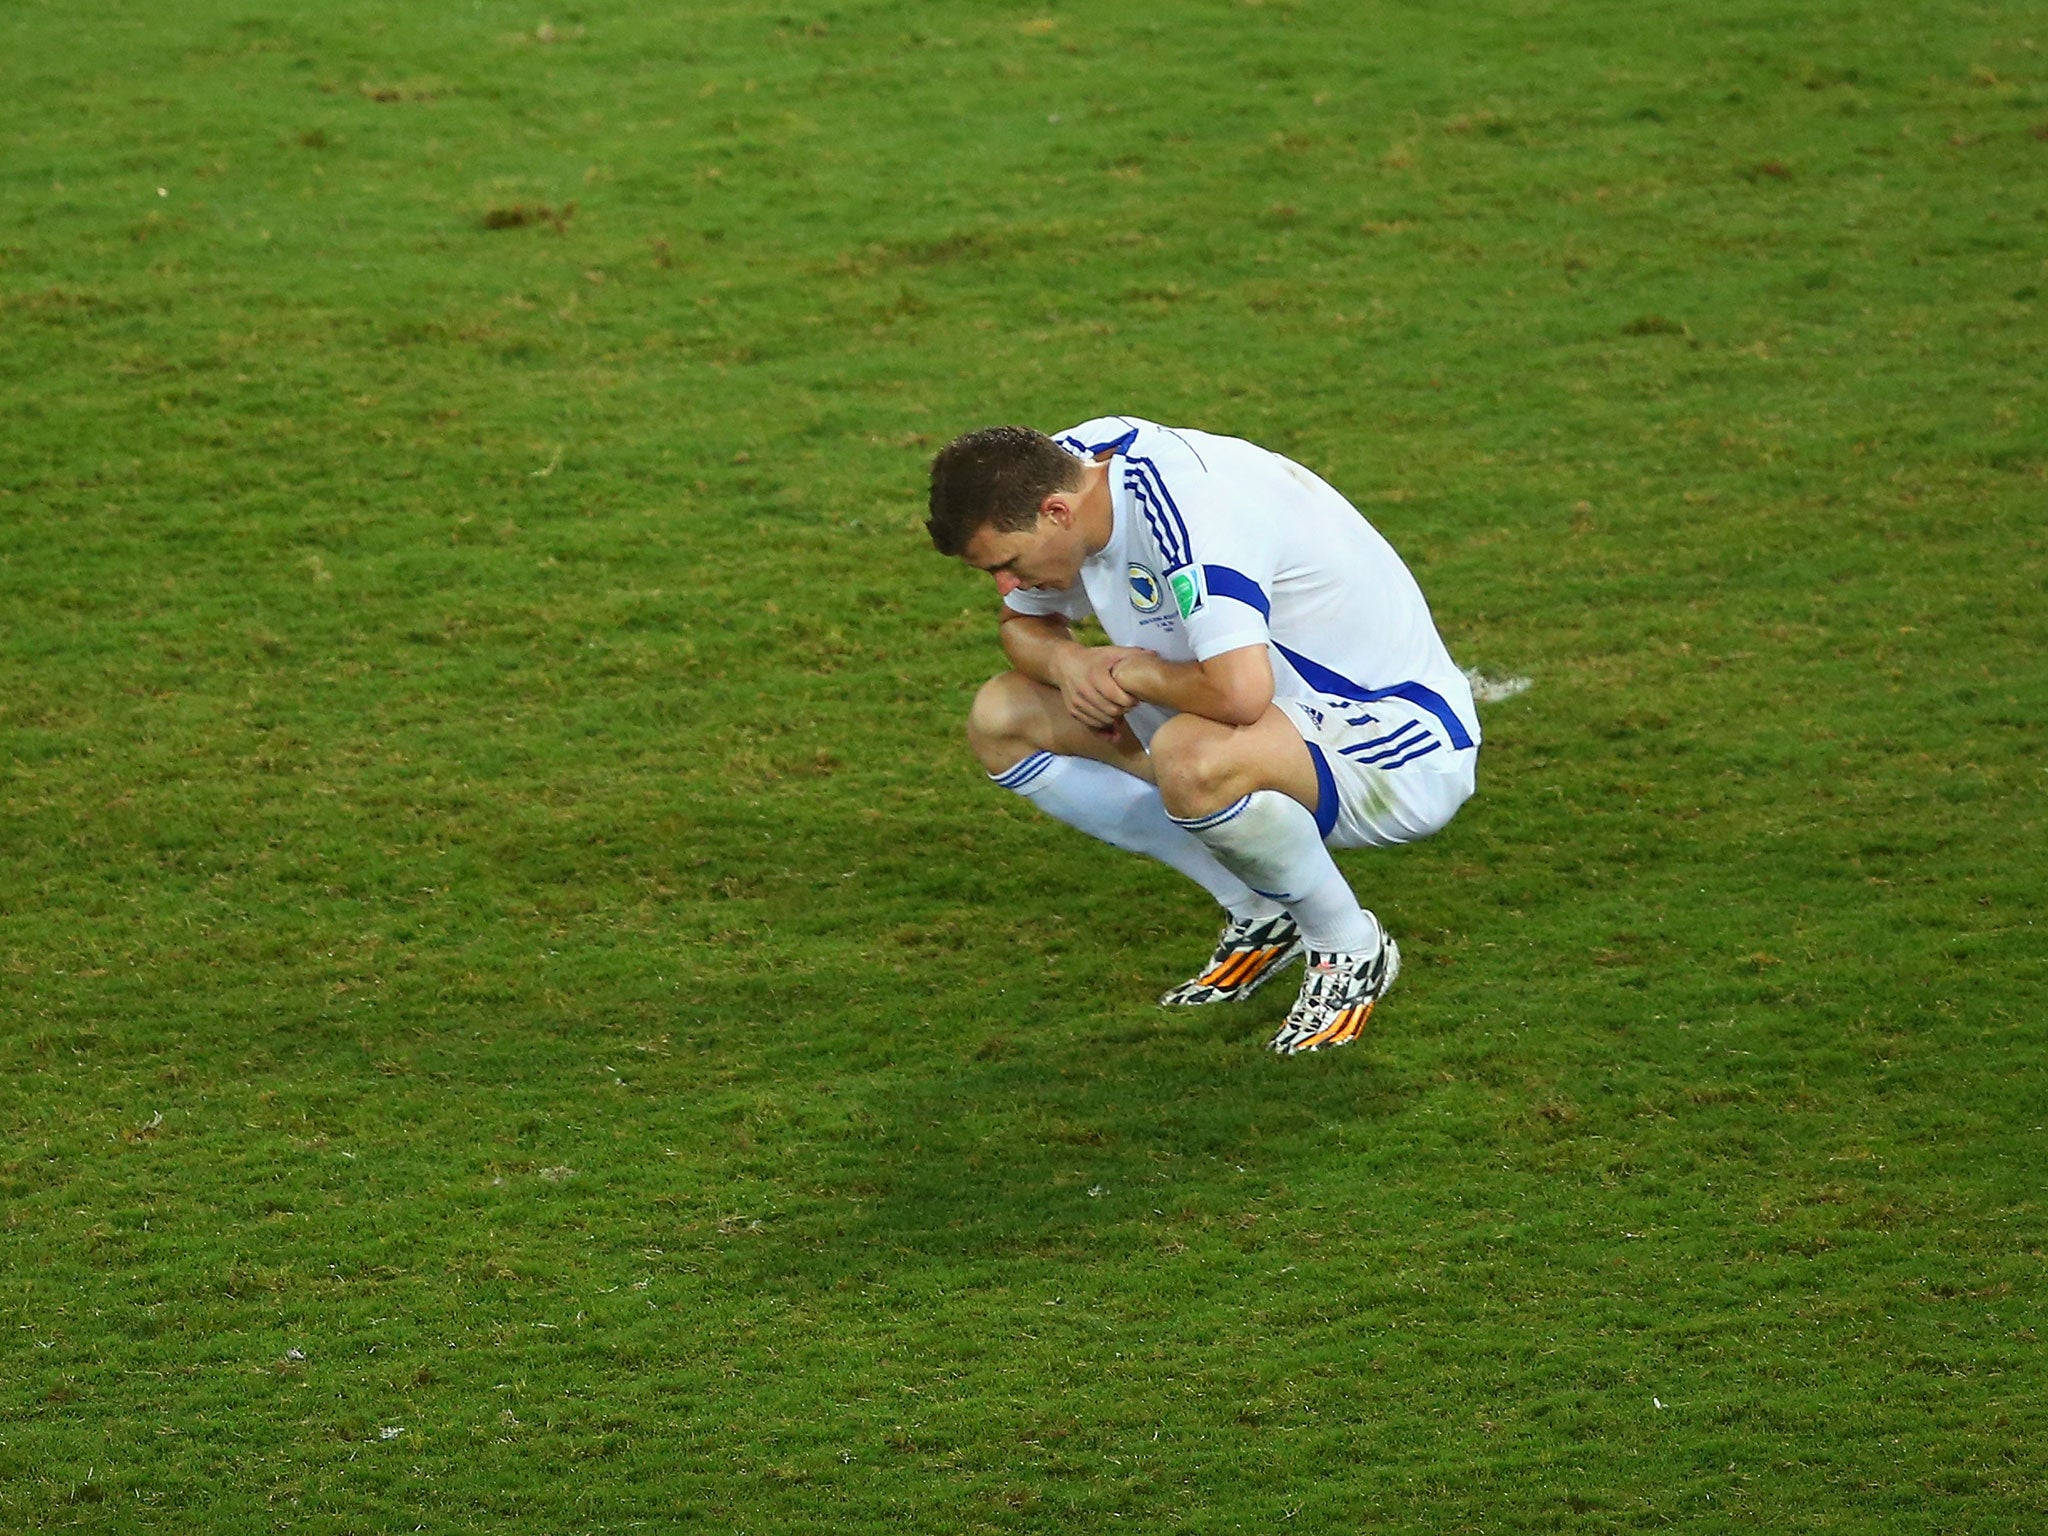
[{"xmin": 3, "ymin": 0, "xmax": 2045, "ymax": 1528}]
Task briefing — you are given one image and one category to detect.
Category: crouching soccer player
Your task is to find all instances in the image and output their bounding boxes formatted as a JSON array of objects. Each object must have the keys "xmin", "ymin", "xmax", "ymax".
[{"xmin": 926, "ymin": 416, "xmax": 1480, "ymax": 1056}]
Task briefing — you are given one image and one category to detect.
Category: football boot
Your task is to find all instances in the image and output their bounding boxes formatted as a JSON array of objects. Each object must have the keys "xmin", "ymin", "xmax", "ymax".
[
  {"xmin": 1158, "ymin": 912, "xmax": 1304, "ymax": 1007},
  {"xmin": 1268, "ymin": 936, "xmax": 1401, "ymax": 1056}
]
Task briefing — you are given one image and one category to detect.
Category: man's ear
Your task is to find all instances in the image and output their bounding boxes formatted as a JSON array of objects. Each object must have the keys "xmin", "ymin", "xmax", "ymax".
[{"xmin": 1041, "ymin": 493, "xmax": 1073, "ymax": 528}]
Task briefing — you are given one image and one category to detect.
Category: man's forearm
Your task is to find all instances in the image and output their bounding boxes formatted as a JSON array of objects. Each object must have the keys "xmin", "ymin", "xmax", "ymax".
[
  {"xmin": 1111, "ymin": 650, "xmax": 1269, "ymax": 727},
  {"xmin": 999, "ymin": 613, "xmax": 1088, "ymax": 688}
]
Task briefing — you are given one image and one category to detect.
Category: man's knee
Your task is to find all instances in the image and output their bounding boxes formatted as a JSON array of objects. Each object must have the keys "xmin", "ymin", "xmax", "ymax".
[
  {"xmin": 1150, "ymin": 715, "xmax": 1241, "ymax": 818},
  {"xmin": 966, "ymin": 671, "xmax": 1045, "ymax": 775}
]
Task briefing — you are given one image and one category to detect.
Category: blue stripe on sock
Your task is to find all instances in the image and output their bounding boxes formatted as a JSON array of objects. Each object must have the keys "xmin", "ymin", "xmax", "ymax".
[
  {"xmin": 1171, "ymin": 795, "xmax": 1251, "ymax": 833},
  {"xmin": 992, "ymin": 751, "xmax": 1055, "ymax": 791}
]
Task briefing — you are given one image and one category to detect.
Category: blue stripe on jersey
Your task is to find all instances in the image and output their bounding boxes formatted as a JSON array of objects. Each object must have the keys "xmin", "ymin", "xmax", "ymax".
[
  {"xmin": 1127, "ymin": 473, "xmax": 1190, "ymax": 571},
  {"xmin": 1378, "ymin": 740, "xmax": 1443, "ymax": 771},
  {"xmin": 1343, "ymin": 729, "xmax": 1425, "ymax": 761},
  {"xmin": 1075, "ymin": 427, "xmax": 1197, "ymax": 574},
  {"xmin": 1340, "ymin": 725, "xmax": 1430, "ymax": 765},
  {"xmin": 1305, "ymin": 743, "xmax": 1340, "ymax": 840},
  {"xmin": 1273, "ymin": 643, "xmax": 1477, "ymax": 750},
  {"xmin": 1123, "ymin": 456, "xmax": 1193, "ymax": 570},
  {"xmin": 1342, "ymin": 732, "xmax": 1431, "ymax": 767},
  {"xmin": 1202, "ymin": 564, "xmax": 1270, "ymax": 619},
  {"xmin": 1064, "ymin": 423, "xmax": 1146, "ymax": 460}
]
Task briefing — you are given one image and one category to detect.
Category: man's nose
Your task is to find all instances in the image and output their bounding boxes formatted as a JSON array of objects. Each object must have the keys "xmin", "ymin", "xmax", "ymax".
[{"xmin": 993, "ymin": 571, "xmax": 1022, "ymax": 596}]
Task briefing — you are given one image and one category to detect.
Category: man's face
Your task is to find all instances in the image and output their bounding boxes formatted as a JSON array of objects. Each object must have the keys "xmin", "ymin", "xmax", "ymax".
[{"xmin": 960, "ymin": 506, "xmax": 1083, "ymax": 597}]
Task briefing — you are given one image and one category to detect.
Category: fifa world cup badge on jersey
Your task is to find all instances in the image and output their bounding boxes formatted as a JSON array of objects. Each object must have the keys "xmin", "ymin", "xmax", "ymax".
[
  {"xmin": 1166, "ymin": 563, "xmax": 1206, "ymax": 620},
  {"xmin": 1127, "ymin": 563, "xmax": 1162, "ymax": 613}
]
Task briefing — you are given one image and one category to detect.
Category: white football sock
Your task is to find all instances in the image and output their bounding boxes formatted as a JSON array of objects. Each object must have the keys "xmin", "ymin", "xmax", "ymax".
[
  {"xmin": 1171, "ymin": 790, "xmax": 1379, "ymax": 955},
  {"xmin": 991, "ymin": 753, "xmax": 1282, "ymax": 921}
]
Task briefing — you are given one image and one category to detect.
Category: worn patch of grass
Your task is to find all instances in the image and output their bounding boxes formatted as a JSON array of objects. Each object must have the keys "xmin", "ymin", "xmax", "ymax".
[{"xmin": 3, "ymin": 0, "xmax": 2044, "ymax": 1529}]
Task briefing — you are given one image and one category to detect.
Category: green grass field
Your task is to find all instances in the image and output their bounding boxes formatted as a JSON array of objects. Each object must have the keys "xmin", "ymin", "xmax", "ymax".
[{"xmin": 4, "ymin": 0, "xmax": 2045, "ymax": 1528}]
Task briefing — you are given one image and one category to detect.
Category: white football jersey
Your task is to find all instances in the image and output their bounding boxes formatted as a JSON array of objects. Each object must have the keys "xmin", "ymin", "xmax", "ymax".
[{"xmin": 1003, "ymin": 415, "xmax": 1478, "ymax": 754}]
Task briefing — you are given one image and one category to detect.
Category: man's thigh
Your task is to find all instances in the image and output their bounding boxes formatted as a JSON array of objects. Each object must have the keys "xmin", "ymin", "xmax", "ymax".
[
  {"xmin": 969, "ymin": 671, "xmax": 1154, "ymax": 780},
  {"xmin": 1148, "ymin": 707, "xmax": 1322, "ymax": 817}
]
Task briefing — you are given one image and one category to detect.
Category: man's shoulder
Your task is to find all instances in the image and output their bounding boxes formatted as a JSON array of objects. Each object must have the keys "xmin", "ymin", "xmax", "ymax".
[
  {"xmin": 1051, "ymin": 415, "xmax": 1145, "ymax": 459},
  {"xmin": 1052, "ymin": 414, "xmax": 1242, "ymax": 468}
]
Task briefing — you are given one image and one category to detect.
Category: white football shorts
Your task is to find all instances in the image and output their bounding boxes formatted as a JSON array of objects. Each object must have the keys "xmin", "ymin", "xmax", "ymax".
[{"xmin": 1275, "ymin": 692, "xmax": 1477, "ymax": 850}]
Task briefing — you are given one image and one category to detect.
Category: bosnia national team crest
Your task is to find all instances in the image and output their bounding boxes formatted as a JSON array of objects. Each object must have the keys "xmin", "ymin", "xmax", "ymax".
[{"xmin": 1127, "ymin": 563, "xmax": 1162, "ymax": 613}]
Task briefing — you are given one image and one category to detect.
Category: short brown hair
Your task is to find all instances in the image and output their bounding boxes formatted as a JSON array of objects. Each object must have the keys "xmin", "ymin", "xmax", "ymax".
[{"xmin": 925, "ymin": 426, "xmax": 1081, "ymax": 556}]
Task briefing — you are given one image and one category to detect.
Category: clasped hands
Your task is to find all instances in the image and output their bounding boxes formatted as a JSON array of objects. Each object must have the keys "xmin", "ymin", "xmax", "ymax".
[{"xmin": 1052, "ymin": 644, "xmax": 1157, "ymax": 734}]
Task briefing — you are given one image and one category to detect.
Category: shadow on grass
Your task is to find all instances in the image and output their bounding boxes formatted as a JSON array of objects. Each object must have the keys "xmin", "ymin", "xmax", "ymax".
[{"xmin": 700, "ymin": 981, "xmax": 1429, "ymax": 1287}]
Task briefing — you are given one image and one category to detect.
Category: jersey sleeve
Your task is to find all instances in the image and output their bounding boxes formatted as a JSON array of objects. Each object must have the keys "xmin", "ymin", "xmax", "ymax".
[
  {"xmin": 1121, "ymin": 434, "xmax": 1275, "ymax": 662},
  {"xmin": 1002, "ymin": 584, "xmax": 1095, "ymax": 623}
]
